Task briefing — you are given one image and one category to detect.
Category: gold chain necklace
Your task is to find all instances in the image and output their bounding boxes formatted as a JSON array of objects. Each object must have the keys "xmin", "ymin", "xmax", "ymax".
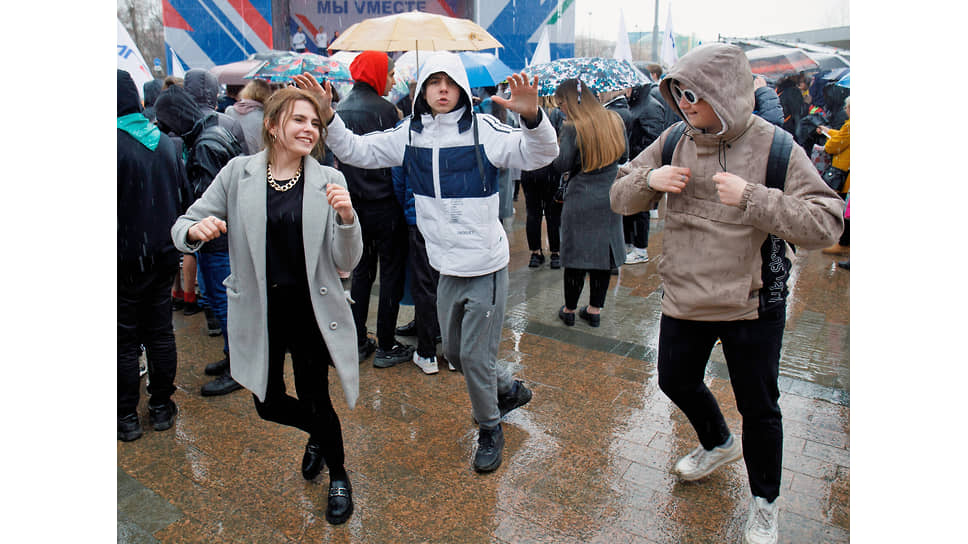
[{"xmin": 267, "ymin": 163, "xmax": 302, "ymax": 192}]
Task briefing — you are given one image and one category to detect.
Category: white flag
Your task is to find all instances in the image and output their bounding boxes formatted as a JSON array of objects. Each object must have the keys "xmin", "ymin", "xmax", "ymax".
[
  {"xmin": 117, "ymin": 19, "xmax": 153, "ymax": 100},
  {"xmin": 660, "ymin": 3, "xmax": 678, "ymax": 68},
  {"xmin": 532, "ymin": 25, "xmax": 551, "ymax": 66},
  {"xmin": 613, "ymin": 9, "xmax": 633, "ymax": 62},
  {"xmin": 170, "ymin": 45, "xmax": 187, "ymax": 77}
]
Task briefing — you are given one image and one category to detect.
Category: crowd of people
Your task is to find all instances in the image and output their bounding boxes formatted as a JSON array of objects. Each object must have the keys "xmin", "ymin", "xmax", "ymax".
[{"xmin": 118, "ymin": 41, "xmax": 848, "ymax": 542}]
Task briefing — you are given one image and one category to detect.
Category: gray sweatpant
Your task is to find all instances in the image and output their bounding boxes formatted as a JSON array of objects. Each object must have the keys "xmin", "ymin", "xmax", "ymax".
[{"xmin": 437, "ymin": 267, "xmax": 514, "ymax": 429}]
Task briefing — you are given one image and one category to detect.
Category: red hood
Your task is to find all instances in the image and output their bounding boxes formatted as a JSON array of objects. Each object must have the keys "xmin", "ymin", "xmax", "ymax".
[{"xmin": 350, "ymin": 51, "xmax": 389, "ymax": 94}]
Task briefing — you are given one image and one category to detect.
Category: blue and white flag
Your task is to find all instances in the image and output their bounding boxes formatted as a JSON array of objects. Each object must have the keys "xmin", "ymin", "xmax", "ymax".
[
  {"xmin": 660, "ymin": 4, "xmax": 678, "ymax": 68},
  {"xmin": 118, "ymin": 19, "xmax": 153, "ymax": 100}
]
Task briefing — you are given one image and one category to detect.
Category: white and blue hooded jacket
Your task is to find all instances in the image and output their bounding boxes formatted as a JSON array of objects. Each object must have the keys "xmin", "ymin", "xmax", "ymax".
[{"xmin": 324, "ymin": 51, "xmax": 559, "ymax": 277}]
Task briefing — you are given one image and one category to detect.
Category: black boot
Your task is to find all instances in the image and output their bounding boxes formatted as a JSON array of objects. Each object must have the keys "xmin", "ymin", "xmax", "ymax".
[
  {"xmin": 204, "ymin": 355, "xmax": 229, "ymax": 376},
  {"xmin": 201, "ymin": 372, "xmax": 242, "ymax": 396}
]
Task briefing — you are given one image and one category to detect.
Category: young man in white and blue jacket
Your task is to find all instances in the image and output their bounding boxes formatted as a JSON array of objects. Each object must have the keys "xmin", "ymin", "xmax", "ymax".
[{"xmin": 294, "ymin": 51, "xmax": 559, "ymax": 473}]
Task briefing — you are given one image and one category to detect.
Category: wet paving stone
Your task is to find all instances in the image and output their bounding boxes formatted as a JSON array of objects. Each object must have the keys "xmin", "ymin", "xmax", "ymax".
[{"xmin": 119, "ymin": 199, "xmax": 849, "ymax": 542}]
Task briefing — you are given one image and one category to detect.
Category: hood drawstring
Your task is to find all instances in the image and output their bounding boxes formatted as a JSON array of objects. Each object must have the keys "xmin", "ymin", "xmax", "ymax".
[{"xmin": 718, "ymin": 140, "xmax": 729, "ymax": 172}]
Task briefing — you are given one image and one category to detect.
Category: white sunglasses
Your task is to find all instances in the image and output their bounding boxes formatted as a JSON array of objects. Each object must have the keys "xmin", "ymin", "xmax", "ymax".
[{"xmin": 671, "ymin": 82, "xmax": 699, "ymax": 104}]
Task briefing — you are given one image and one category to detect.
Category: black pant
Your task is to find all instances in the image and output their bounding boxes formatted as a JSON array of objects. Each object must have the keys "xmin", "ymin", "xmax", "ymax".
[
  {"xmin": 350, "ymin": 201, "xmax": 409, "ymax": 350},
  {"xmin": 657, "ymin": 308, "xmax": 785, "ymax": 501},
  {"xmin": 118, "ymin": 265, "xmax": 178, "ymax": 417},
  {"xmin": 521, "ymin": 167, "xmax": 562, "ymax": 253},
  {"xmin": 254, "ymin": 285, "xmax": 345, "ymax": 472},
  {"xmin": 622, "ymin": 211, "xmax": 650, "ymax": 249},
  {"xmin": 408, "ymin": 225, "xmax": 441, "ymax": 358},
  {"xmin": 563, "ymin": 268, "xmax": 611, "ymax": 309}
]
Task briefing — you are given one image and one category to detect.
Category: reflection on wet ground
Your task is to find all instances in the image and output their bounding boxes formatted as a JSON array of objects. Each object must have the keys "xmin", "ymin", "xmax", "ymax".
[{"xmin": 119, "ymin": 198, "xmax": 849, "ymax": 543}]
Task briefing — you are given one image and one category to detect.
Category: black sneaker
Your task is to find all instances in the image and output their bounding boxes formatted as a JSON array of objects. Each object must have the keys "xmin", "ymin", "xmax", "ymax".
[
  {"xmin": 204, "ymin": 307, "xmax": 222, "ymax": 336},
  {"xmin": 498, "ymin": 380, "xmax": 533, "ymax": 418},
  {"xmin": 473, "ymin": 424, "xmax": 504, "ymax": 473},
  {"xmin": 171, "ymin": 297, "xmax": 185, "ymax": 311},
  {"xmin": 373, "ymin": 344, "xmax": 415, "ymax": 368},
  {"xmin": 358, "ymin": 337, "xmax": 377, "ymax": 363},
  {"xmin": 183, "ymin": 301, "xmax": 203, "ymax": 316},
  {"xmin": 118, "ymin": 413, "xmax": 143, "ymax": 442},
  {"xmin": 201, "ymin": 373, "xmax": 243, "ymax": 396},
  {"xmin": 528, "ymin": 252, "xmax": 545, "ymax": 268},
  {"xmin": 204, "ymin": 356, "xmax": 229, "ymax": 376},
  {"xmin": 549, "ymin": 253, "xmax": 561, "ymax": 269},
  {"xmin": 395, "ymin": 320, "xmax": 417, "ymax": 336},
  {"xmin": 148, "ymin": 400, "xmax": 178, "ymax": 431}
]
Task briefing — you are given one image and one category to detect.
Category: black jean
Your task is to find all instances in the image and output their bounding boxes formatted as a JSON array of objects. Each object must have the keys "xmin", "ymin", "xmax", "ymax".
[
  {"xmin": 254, "ymin": 285, "xmax": 345, "ymax": 472},
  {"xmin": 408, "ymin": 225, "xmax": 441, "ymax": 358},
  {"xmin": 118, "ymin": 265, "xmax": 178, "ymax": 417},
  {"xmin": 622, "ymin": 211, "xmax": 650, "ymax": 249},
  {"xmin": 521, "ymin": 167, "xmax": 562, "ymax": 253},
  {"xmin": 350, "ymin": 200, "xmax": 409, "ymax": 350},
  {"xmin": 657, "ymin": 308, "xmax": 785, "ymax": 501},
  {"xmin": 563, "ymin": 268, "xmax": 612, "ymax": 309}
]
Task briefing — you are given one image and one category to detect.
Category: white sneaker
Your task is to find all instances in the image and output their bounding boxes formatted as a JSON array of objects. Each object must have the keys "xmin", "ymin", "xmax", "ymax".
[
  {"xmin": 624, "ymin": 247, "xmax": 649, "ymax": 265},
  {"xmin": 448, "ymin": 362, "xmax": 456, "ymax": 371},
  {"xmin": 412, "ymin": 352, "xmax": 439, "ymax": 375},
  {"xmin": 744, "ymin": 496, "xmax": 779, "ymax": 544},
  {"xmin": 673, "ymin": 435, "xmax": 742, "ymax": 481}
]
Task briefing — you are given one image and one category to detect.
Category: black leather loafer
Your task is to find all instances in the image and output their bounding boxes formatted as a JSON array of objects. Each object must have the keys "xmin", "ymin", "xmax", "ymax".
[
  {"xmin": 301, "ymin": 439, "xmax": 325, "ymax": 480},
  {"xmin": 558, "ymin": 305, "xmax": 575, "ymax": 327},
  {"xmin": 579, "ymin": 306, "xmax": 601, "ymax": 327},
  {"xmin": 325, "ymin": 478, "xmax": 354, "ymax": 525}
]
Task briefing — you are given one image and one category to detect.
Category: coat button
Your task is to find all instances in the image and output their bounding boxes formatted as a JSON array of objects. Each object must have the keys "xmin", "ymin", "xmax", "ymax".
[
  {"xmin": 329, "ymin": 321, "xmax": 338, "ymax": 330},
  {"xmin": 319, "ymin": 286, "xmax": 328, "ymax": 295}
]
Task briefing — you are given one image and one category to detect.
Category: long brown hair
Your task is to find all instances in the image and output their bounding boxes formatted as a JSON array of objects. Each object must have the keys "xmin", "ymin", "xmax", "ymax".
[
  {"xmin": 261, "ymin": 87, "xmax": 327, "ymax": 163},
  {"xmin": 554, "ymin": 79, "xmax": 626, "ymax": 172}
]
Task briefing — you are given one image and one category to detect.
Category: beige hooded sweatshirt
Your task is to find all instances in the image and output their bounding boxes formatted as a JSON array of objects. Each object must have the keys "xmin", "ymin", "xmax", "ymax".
[{"xmin": 610, "ymin": 43, "xmax": 844, "ymax": 321}]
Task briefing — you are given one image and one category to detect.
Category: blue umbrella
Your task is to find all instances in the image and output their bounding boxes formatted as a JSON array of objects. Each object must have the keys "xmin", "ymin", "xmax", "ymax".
[
  {"xmin": 457, "ymin": 51, "xmax": 514, "ymax": 88},
  {"xmin": 836, "ymin": 73, "xmax": 850, "ymax": 88}
]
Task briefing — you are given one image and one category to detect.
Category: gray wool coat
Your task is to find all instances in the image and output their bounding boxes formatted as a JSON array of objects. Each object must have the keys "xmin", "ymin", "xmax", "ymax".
[
  {"xmin": 554, "ymin": 123, "xmax": 628, "ymax": 270},
  {"xmin": 171, "ymin": 150, "xmax": 363, "ymax": 407}
]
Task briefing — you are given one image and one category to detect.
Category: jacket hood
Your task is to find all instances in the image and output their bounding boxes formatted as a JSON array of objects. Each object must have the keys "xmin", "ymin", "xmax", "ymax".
[
  {"xmin": 349, "ymin": 51, "xmax": 390, "ymax": 95},
  {"xmin": 660, "ymin": 43, "xmax": 754, "ymax": 140},
  {"xmin": 143, "ymin": 79, "xmax": 163, "ymax": 107},
  {"xmin": 230, "ymin": 98, "xmax": 264, "ymax": 115},
  {"xmin": 184, "ymin": 68, "xmax": 219, "ymax": 111},
  {"xmin": 117, "ymin": 69, "xmax": 142, "ymax": 117},
  {"xmin": 412, "ymin": 51, "xmax": 472, "ymax": 124},
  {"xmin": 155, "ymin": 85, "xmax": 203, "ymax": 137}
]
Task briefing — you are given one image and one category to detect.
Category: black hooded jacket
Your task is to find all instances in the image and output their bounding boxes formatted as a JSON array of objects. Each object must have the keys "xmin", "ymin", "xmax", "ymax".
[
  {"xmin": 117, "ymin": 69, "xmax": 192, "ymax": 276},
  {"xmin": 185, "ymin": 68, "xmax": 250, "ymax": 154},
  {"xmin": 627, "ymin": 83, "xmax": 670, "ymax": 158},
  {"xmin": 335, "ymin": 80, "xmax": 400, "ymax": 203},
  {"xmin": 155, "ymin": 84, "xmax": 242, "ymax": 253}
]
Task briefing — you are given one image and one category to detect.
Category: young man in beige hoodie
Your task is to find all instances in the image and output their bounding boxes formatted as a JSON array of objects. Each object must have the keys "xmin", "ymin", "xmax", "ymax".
[{"xmin": 610, "ymin": 43, "xmax": 844, "ymax": 544}]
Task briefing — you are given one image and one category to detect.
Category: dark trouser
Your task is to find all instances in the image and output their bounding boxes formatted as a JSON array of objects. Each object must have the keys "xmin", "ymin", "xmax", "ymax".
[
  {"xmin": 521, "ymin": 168, "xmax": 562, "ymax": 253},
  {"xmin": 351, "ymin": 201, "xmax": 408, "ymax": 351},
  {"xmin": 622, "ymin": 211, "xmax": 650, "ymax": 249},
  {"xmin": 408, "ymin": 225, "xmax": 440, "ymax": 358},
  {"xmin": 657, "ymin": 307, "xmax": 785, "ymax": 501},
  {"xmin": 563, "ymin": 268, "xmax": 612, "ymax": 309},
  {"xmin": 254, "ymin": 285, "xmax": 345, "ymax": 473},
  {"xmin": 837, "ymin": 192, "xmax": 849, "ymax": 246},
  {"xmin": 196, "ymin": 250, "xmax": 230, "ymax": 356},
  {"xmin": 118, "ymin": 265, "xmax": 178, "ymax": 417}
]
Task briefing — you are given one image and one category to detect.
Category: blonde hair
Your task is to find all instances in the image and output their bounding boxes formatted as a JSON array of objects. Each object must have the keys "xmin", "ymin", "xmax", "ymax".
[
  {"xmin": 239, "ymin": 78, "xmax": 272, "ymax": 103},
  {"xmin": 554, "ymin": 79, "xmax": 626, "ymax": 172},
  {"xmin": 262, "ymin": 87, "xmax": 327, "ymax": 163}
]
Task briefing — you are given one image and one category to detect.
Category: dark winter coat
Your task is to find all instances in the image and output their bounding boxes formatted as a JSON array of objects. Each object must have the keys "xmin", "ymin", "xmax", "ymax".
[
  {"xmin": 142, "ymin": 79, "xmax": 163, "ymax": 124},
  {"xmin": 184, "ymin": 68, "xmax": 250, "ymax": 155},
  {"xmin": 335, "ymin": 79, "xmax": 401, "ymax": 203},
  {"xmin": 753, "ymin": 86, "xmax": 785, "ymax": 128},
  {"xmin": 775, "ymin": 79, "xmax": 805, "ymax": 137},
  {"xmin": 554, "ymin": 122, "xmax": 628, "ymax": 270},
  {"xmin": 117, "ymin": 70, "xmax": 192, "ymax": 277},
  {"xmin": 628, "ymin": 83, "xmax": 669, "ymax": 158}
]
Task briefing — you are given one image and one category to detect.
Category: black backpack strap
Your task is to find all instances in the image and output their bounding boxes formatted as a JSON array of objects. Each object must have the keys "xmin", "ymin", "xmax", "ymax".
[
  {"xmin": 765, "ymin": 127, "xmax": 793, "ymax": 191},
  {"xmin": 473, "ymin": 113, "xmax": 486, "ymax": 190},
  {"xmin": 661, "ymin": 122, "xmax": 687, "ymax": 166}
]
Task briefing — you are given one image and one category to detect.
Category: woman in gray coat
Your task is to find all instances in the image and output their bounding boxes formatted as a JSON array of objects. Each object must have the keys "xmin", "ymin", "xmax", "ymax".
[
  {"xmin": 553, "ymin": 79, "xmax": 628, "ymax": 328},
  {"xmin": 171, "ymin": 87, "xmax": 363, "ymax": 525}
]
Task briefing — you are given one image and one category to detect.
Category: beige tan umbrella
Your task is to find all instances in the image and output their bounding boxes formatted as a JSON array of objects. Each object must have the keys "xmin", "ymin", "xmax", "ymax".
[{"xmin": 327, "ymin": 11, "xmax": 502, "ymax": 53}]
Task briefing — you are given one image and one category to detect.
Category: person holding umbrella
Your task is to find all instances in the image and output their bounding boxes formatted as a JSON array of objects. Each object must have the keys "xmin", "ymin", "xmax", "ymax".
[
  {"xmin": 293, "ymin": 51, "xmax": 558, "ymax": 474},
  {"xmin": 171, "ymin": 87, "xmax": 363, "ymax": 525}
]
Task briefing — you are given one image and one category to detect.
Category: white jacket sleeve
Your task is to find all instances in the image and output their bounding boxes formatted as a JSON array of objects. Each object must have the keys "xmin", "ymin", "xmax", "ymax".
[
  {"xmin": 324, "ymin": 113, "xmax": 409, "ymax": 169},
  {"xmin": 477, "ymin": 111, "xmax": 559, "ymax": 172}
]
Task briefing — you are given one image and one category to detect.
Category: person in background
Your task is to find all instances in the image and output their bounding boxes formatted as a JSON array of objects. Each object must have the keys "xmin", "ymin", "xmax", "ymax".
[
  {"xmin": 117, "ymin": 69, "xmax": 192, "ymax": 442},
  {"xmin": 171, "ymin": 87, "xmax": 363, "ymax": 525},
  {"xmin": 294, "ymin": 51, "xmax": 557, "ymax": 474},
  {"xmin": 185, "ymin": 68, "xmax": 250, "ymax": 155},
  {"xmin": 553, "ymin": 79, "xmax": 628, "ymax": 328},
  {"xmin": 336, "ymin": 51, "xmax": 414, "ymax": 368},
  {"xmin": 225, "ymin": 78, "xmax": 272, "ymax": 154},
  {"xmin": 315, "ymin": 26, "xmax": 328, "ymax": 53},
  {"xmin": 292, "ymin": 26, "xmax": 307, "ymax": 53},
  {"xmin": 142, "ymin": 79, "xmax": 164, "ymax": 124},
  {"xmin": 752, "ymin": 76, "xmax": 784, "ymax": 128},
  {"xmin": 217, "ymin": 85, "xmax": 241, "ymax": 113},
  {"xmin": 610, "ymin": 43, "xmax": 844, "ymax": 544},
  {"xmin": 327, "ymin": 30, "xmax": 340, "ymax": 56},
  {"xmin": 819, "ymin": 96, "xmax": 850, "ymax": 257},
  {"xmin": 520, "ymin": 95, "xmax": 564, "ymax": 269}
]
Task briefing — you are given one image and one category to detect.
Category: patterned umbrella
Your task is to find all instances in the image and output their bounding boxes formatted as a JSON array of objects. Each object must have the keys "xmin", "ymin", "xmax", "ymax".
[
  {"xmin": 525, "ymin": 57, "xmax": 651, "ymax": 97},
  {"xmin": 244, "ymin": 52, "xmax": 353, "ymax": 83},
  {"xmin": 745, "ymin": 47, "xmax": 819, "ymax": 81}
]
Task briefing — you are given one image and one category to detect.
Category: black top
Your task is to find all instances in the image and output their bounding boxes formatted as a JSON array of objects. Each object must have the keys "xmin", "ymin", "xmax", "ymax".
[{"xmin": 266, "ymin": 172, "xmax": 309, "ymax": 290}]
